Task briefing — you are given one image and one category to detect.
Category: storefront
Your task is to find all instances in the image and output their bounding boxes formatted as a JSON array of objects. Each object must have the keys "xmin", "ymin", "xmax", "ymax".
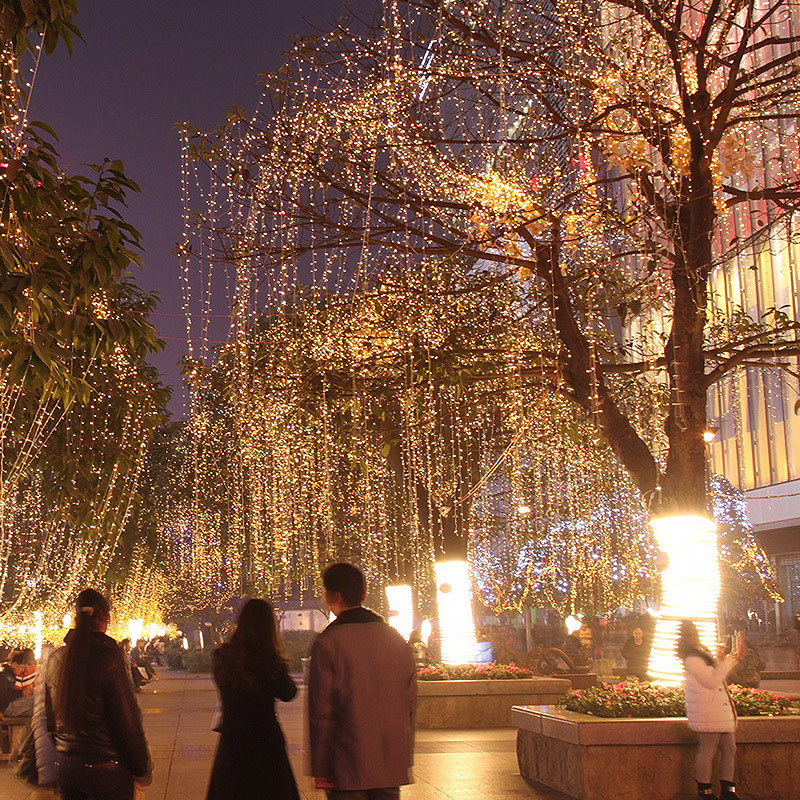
[{"xmin": 748, "ymin": 479, "xmax": 800, "ymax": 635}]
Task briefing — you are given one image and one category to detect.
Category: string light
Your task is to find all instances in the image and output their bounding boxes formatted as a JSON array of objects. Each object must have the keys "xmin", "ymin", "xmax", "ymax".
[
  {"xmin": 0, "ymin": 26, "xmax": 168, "ymax": 636},
  {"xmin": 565, "ymin": 615, "xmax": 582, "ymax": 635},
  {"xmin": 171, "ymin": 0, "xmax": 796, "ymax": 630}
]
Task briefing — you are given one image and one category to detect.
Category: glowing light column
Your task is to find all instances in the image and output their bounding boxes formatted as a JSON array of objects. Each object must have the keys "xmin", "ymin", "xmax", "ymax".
[
  {"xmin": 648, "ymin": 515, "xmax": 720, "ymax": 684},
  {"xmin": 33, "ymin": 611, "xmax": 43, "ymax": 661},
  {"xmin": 128, "ymin": 618, "xmax": 144, "ymax": 644},
  {"xmin": 385, "ymin": 584, "xmax": 414, "ymax": 641},
  {"xmin": 435, "ymin": 560, "xmax": 478, "ymax": 665}
]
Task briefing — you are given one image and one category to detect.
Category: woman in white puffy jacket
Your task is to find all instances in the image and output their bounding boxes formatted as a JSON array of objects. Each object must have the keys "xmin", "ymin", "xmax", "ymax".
[{"xmin": 678, "ymin": 620, "xmax": 742, "ymax": 800}]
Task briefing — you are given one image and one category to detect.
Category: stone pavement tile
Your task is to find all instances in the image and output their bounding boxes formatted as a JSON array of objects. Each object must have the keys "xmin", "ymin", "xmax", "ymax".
[
  {"xmin": 404, "ymin": 782, "xmax": 453, "ymax": 799},
  {"xmin": 441, "ymin": 728, "xmax": 517, "ymax": 741},
  {"xmin": 0, "ymin": 670, "xmax": 565, "ymax": 800},
  {"xmin": 0, "ymin": 771, "xmax": 29, "ymax": 800}
]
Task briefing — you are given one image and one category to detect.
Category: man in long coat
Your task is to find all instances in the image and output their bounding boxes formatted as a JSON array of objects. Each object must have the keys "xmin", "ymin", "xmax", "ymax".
[{"xmin": 309, "ymin": 563, "xmax": 417, "ymax": 800}]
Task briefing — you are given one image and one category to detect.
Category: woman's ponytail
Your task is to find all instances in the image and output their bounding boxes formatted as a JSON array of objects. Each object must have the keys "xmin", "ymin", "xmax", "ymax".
[{"xmin": 56, "ymin": 588, "xmax": 110, "ymax": 733}]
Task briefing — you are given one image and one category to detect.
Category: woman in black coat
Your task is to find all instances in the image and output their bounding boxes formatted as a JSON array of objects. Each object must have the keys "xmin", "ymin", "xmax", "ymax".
[
  {"xmin": 45, "ymin": 588, "xmax": 152, "ymax": 800},
  {"xmin": 206, "ymin": 599, "xmax": 300, "ymax": 800}
]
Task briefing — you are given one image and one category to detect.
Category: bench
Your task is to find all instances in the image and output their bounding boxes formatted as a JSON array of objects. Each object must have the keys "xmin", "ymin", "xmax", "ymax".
[{"xmin": 0, "ymin": 715, "xmax": 29, "ymax": 760}]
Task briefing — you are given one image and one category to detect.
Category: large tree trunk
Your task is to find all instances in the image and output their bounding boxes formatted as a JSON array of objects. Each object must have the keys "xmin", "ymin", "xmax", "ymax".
[
  {"xmin": 659, "ymin": 98, "xmax": 716, "ymax": 517},
  {"xmin": 525, "ymin": 232, "xmax": 662, "ymax": 503},
  {"xmin": 526, "ymin": 174, "xmax": 714, "ymax": 518}
]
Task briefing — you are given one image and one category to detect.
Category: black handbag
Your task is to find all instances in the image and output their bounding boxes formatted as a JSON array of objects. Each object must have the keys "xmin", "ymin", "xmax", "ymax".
[{"xmin": 10, "ymin": 725, "xmax": 39, "ymax": 786}]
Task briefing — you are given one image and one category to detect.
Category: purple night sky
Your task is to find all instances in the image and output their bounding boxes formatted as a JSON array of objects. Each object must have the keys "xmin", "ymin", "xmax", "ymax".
[{"xmin": 32, "ymin": 0, "xmax": 376, "ymax": 417}]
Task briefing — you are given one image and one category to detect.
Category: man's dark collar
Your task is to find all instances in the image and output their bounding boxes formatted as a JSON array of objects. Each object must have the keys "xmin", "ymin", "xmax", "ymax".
[{"xmin": 329, "ymin": 606, "xmax": 384, "ymax": 626}]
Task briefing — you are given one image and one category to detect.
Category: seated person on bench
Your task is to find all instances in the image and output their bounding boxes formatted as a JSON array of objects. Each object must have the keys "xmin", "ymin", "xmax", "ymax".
[{"xmin": 0, "ymin": 649, "xmax": 36, "ymax": 717}]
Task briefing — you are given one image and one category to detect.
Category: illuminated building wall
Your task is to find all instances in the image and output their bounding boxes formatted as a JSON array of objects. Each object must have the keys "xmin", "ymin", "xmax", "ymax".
[{"xmin": 707, "ymin": 214, "xmax": 800, "ymax": 631}]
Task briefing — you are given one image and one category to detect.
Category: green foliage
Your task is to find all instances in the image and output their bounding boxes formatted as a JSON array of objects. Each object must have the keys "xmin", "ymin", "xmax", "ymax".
[
  {"xmin": 162, "ymin": 637, "xmax": 186, "ymax": 670},
  {"xmin": 1, "ymin": 51, "xmax": 168, "ymax": 534},
  {"xmin": 184, "ymin": 648, "xmax": 214, "ymax": 673},
  {"xmin": 728, "ymin": 685, "xmax": 799, "ymax": 717},
  {"xmin": 0, "ymin": 0, "xmax": 80, "ymax": 55},
  {"xmin": 281, "ymin": 629, "xmax": 316, "ymax": 671},
  {"xmin": 416, "ymin": 662, "xmax": 534, "ymax": 680},
  {"xmin": 0, "ymin": 141, "xmax": 162, "ymax": 397},
  {"xmin": 559, "ymin": 681, "xmax": 800, "ymax": 718},
  {"xmin": 0, "ymin": 2, "xmax": 169, "ymax": 612}
]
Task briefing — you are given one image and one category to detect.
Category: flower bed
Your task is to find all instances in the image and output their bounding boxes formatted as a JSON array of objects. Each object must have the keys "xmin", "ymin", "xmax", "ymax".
[
  {"xmin": 513, "ymin": 704, "xmax": 800, "ymax": 800},
  {"xmin": 416, "ymin": 662, "xmax": 533, "ymax": 681},
  {"xmin": 415, "ymin": 668, "xmax": 570, "ymax": 728},
  {"xmin": 559, "ymin": 680, "xmax": 800, "ymax": 719}
]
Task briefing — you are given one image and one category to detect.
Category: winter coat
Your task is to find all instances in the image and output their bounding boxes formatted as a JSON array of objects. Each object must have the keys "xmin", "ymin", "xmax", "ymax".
[
  {"xmin": 44, "ymin": 631, "xmax": 151, "ymax": 778},
  {"xmin": 0, "ymin": 663, "xmax": 20, "ymax": 712},
  {"xmin": 33, "ymin": 669, "xmax": 58, "ymax": 786},
  {"xmin": 475, "ymin": 641, "xmax": 494, "ymax": 664},
  {"xmin": 309, "ymin": 607, "xmax": 417, "ymax": 791},
  {"xmin": 683, "ymin": 652, "xmax": 737, "ymax": 733},
  {"xmin": 205, "ymin": 649, "xmax": 299, "ymax": 800}
]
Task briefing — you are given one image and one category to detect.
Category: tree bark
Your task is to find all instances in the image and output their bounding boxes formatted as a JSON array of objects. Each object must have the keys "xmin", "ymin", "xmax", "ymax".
[{"xmin": 658, "ymin": 91, "xmax": 716, "ymax": 517}]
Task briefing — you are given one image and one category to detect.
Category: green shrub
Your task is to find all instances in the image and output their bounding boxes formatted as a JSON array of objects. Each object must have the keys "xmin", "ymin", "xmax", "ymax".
[
  {"xmin": 164, "ymin": 638, "xmax": 185, "ymax": 670},
  {"xmin": 559, "ymin": 681, "xmax": 800, "ymax": 718},
  {"xmin": 184, "ymin": 648, "xmax": 214, "ymax": 673},
  {"xmin": 282, "ymin": 630, "xmax": 317, "ymax": 671},
  {"xmin": 416, "ymin": 662, "xmax": 533, "ymax": 680},
  {"xmin": 729, "ymin": 685, "xmax": 800, "ymax": 716}
]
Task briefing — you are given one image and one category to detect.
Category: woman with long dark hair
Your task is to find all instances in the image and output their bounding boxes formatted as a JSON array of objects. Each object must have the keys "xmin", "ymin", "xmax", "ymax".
[
  {"xmin": 206, "ymin": 598, "xmax": 299, "ymax": 800},
  {"xmin": 678, "ymin": 620, "xmax": 742, "ymax": 800},
  {"xmin": 44, "ymin": 589, "xmax": 151, "ymax": 800}
]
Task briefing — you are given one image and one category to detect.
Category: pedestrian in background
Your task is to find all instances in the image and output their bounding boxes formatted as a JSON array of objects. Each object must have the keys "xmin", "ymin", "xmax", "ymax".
[
  {"xmin": 44, "ymin": 588, "xmax": 151, "ymax": 800},
  {"xmin": 726, "ymin": 637, "xmax": 765, "ymax": 688},
  {"xmin": 678, "ymin": 620, "xmax": 742, "ymax": 800},
  {"xmin": 309, "ymin": 562, "xmax": 416, "ymax": 800},
  {"xmin": 408, "ymin": 630, "xmax": 427, "ymax": 670},
  {"xmin": 120, "ymin": 639, "xmax": 147, "ymax": 692},
  {"xmin": 474, "ymin": 631, "xmax": 494, "ymax": 664},
  {"xmin": 130, "ymin": 640, "xmax": 155, "ymax": 682},
  {"xmin": 31, "ymin": 657, "xmax": 58, "ymax": 799},
  {"xmin": 2, "ymin": 649, "xmax": 36, "ymax": 717},
  {"xmin": 621, "ymin": 626, "xmax": 650, "ymax": 680},
  {"xmin": 205, "ymin": 598, "xmax": 299, "ymax": 800}
]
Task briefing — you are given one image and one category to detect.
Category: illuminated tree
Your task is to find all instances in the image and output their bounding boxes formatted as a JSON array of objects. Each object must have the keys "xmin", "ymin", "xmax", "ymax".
[
  {"xmin": 194, "ymin": 0, "xmax": 798, "ymax": 517},
  {"xmin": 0, "ymin": 2, "xmax": 168, "ymax": 623},
  {"xmin": 180, "ymin": 1, "xmax": 798, "ymax": 657}
]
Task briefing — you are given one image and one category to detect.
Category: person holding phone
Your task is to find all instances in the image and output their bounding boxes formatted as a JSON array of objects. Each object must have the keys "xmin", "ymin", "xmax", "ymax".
[{"xmin": 678, "ymin": 620, "xmax": 742, "ymax": 800}]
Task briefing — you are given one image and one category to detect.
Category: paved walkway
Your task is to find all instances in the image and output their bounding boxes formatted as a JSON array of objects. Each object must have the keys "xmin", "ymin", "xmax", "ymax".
[{"xmin": 1, "ymin": 671, "xmax": 569, "ymax": 800}]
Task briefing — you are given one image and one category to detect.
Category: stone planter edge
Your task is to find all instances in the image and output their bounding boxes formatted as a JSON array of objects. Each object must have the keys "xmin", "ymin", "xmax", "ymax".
[
  {"xmin": 512, "ymin": 704, "xmax": 800, "ymax": 746},
  {"xmin": 418, "ymin": 677, "xmax": 571, "ymax": 696}
]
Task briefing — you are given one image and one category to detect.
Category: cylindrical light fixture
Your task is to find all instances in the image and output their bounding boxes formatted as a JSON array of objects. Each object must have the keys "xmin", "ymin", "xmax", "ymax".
[
  {"xmin": 420, "ymin": 618, "xmax": 433, "ymax": 646},
  {"xmin": 385, "ymin": 584, "xmax": 414, "ymax": 641},
  {"xmin": 128, "ymin": 618, "xmax": 144, "ymax": 644},
  {"xmin": 648, "ymin": 515, "xmax": 720, "ymax": 685},
  {"xmin": 33, "ymin": 610, "xmax": 43, "ymax": 661},
  {"xmin": 565, "ymin": 614, "xmax": 582, "ymax": 635},
  {"xmin": 435, "ymin": 560, "xmax": 478, "ymax": 665}
]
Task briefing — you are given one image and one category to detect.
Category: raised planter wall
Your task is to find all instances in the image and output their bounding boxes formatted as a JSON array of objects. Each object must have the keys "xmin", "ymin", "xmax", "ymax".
[
  {"xmin": 513, "ymin": 705, "xmax": 800, "ymax": 800},
  {"xmin": 416, "ymin": 678, "xmax": 570, "ymax": 728}
]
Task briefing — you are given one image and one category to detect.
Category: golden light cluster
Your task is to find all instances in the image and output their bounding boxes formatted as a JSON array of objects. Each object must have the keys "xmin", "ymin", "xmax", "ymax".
[{"xmin": 170, "ymin": 0, "xmax": 794, "ymax": 620}]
